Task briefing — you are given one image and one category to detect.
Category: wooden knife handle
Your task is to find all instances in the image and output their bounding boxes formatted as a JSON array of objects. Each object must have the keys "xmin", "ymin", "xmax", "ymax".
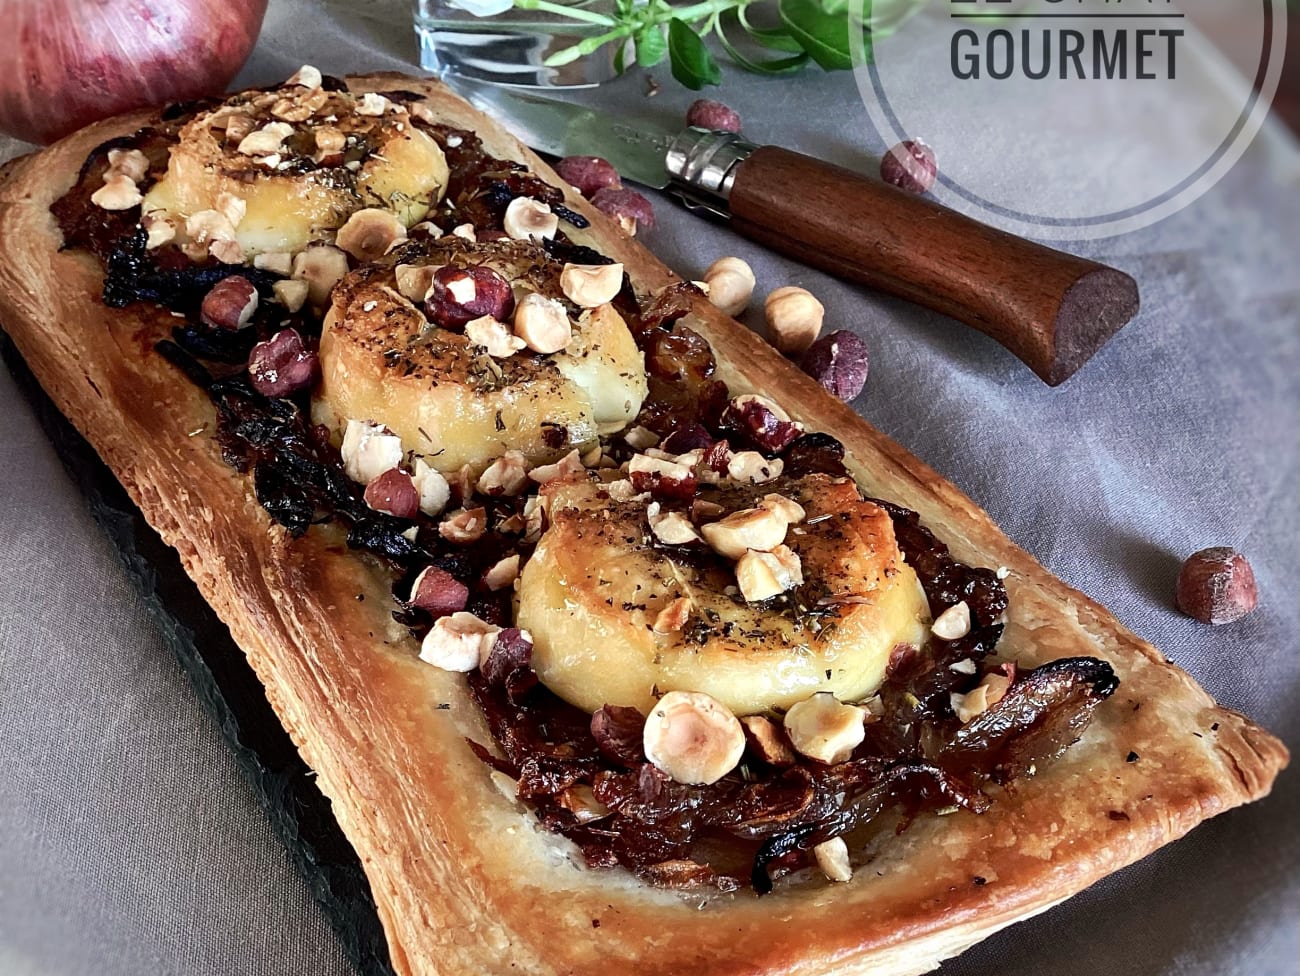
[{"xmin": 725, "ymin": 146, "xmax": 1139, "ymax": 386}]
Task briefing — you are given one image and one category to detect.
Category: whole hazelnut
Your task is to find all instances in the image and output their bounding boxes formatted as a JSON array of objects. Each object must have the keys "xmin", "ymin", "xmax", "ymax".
[
  {"xmin": 426, "ymin": 265, "xmax": 516, "ymax": 330},
  {"xmin": 1175, "ymin": 547, "xmax": 1259, "ymax": 625},
  {"xmin": 799, "ymin": 330, "xmax": 869, "ymax": 402},
  {"xmin": 590, "ymin": 187, "xmax": 656, "ymax": 237},
  {"xmin": 701, "ymin": 256, "xmax": 755, "ymax": 317},
  {"xmin": 686, "ymin": 99, "xmax": 741, "ymax": 133},
  {"xmin": 764, "ymin": 286, "xmax": 824, "ymax": 356},
  {"xmin": 881, "ymin": 139, "xmax": 937, "ymax": 195},
  {"xmin": 554, "ymin": 155, "xmax": 621, "ymax": 197}
]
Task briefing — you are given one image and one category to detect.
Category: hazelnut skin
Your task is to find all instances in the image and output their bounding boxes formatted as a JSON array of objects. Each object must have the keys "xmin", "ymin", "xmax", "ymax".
[
  {"xmin": 1175, "ymin": 547, "xmax": 1259, "ymax": 625},
  {"xmin": 799, "ymin": 330, "xmax": 869, "ymax": 402},
  {"xmin": 881, "ymin": 139, "xmax": 937, "ymax": 194},
  {"xmin": 686, "ymin": 99, "xmax": 741, "ymax": 133}
]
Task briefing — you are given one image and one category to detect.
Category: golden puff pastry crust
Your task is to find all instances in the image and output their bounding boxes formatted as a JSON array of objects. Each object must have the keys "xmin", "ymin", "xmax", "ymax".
[{"xmin": 0, "ymin": 73, "xmax": 1286, "ymax": 976}]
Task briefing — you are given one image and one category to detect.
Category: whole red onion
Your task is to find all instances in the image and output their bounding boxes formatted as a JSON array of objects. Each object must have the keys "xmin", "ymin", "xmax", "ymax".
[{"xmin": 0, "ymin": 0, "xmax": 268, "ymax": 145}]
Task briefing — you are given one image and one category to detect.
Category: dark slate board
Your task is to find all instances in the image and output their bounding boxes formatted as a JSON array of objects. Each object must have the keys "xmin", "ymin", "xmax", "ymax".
[{"xmin": 1, "ymin": 334, "xmax": 393, "ymax": 976}]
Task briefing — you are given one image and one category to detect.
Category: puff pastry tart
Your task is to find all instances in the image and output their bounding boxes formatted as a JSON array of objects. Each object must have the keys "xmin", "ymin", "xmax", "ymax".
[{"xmin": 0, "ymin": 69, "xmax": 1286, "ymax": 976}]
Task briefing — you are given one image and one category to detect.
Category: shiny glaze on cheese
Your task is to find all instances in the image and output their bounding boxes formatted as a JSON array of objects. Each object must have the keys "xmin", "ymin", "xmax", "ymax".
[
  {"xmin": 313, "ymin": 239, "xmax": 647, "ymax": 474},
  {"xmin": 517, "ymin": 474, "xmax": 930, "ymax": 715},
  {"xmin": 141, "ymin": 88, "xmax": 449, "ymax": 257}
]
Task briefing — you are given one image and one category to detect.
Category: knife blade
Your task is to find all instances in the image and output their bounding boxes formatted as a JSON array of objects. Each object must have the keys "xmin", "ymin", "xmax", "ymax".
[{"xmin": 449, "ymin": 77, "xmax": 1139, "ymax": 386}]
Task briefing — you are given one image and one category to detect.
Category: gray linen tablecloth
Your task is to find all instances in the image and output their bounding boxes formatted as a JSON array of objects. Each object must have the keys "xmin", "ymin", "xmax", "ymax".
[{"xmin": 1, "ymin": 2, "xmax": 1296, "ymax": 973}]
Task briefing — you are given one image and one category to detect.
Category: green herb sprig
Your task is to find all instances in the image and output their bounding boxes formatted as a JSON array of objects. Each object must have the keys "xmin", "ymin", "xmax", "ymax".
[{"xmin": 499, "ymin": 0, "xmax": 925, "ymax": 89}]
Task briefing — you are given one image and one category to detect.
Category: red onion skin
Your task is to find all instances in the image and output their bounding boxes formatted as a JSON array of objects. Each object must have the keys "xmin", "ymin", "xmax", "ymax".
[{"xmin": 0, "ymin": 0, "xmax": 268, "ymax": 144}]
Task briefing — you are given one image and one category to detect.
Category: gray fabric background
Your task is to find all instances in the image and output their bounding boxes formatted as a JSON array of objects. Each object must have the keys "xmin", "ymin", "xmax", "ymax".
[{"xmin": 1, "ymin": 2, "xmax": 1296, "ymax": 973}]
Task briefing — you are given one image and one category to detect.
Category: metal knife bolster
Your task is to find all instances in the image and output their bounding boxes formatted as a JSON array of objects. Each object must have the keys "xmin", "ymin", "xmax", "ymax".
[{"xmin": 665, "ymin": 128, "xmax": 758, "ymax": 219}]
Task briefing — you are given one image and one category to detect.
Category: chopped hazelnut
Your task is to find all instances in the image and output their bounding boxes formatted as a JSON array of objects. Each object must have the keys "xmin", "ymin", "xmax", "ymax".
[
  {"xmin": 291, "ymin": 245, "xmax": 350, "ymax": 307},
  {"xmin": 408, "ymin": 565, "xmax": 469, "ymax": 617},
  {"xmin": 215, "ymin": 191, "xmax": 247, "ymax": 228},
  {"xmin": 726, "ymin": 451, "xmax": 784, "ymax": 484},
  {"xmin": 439, "ymin": 507, "xmax": 489, "ymax": 544},
  {"xmin": 236, "ymin": 121, "xmax": 293, "ymax": 157},
  {"xmin": 395, "ymin": 263, "xmax": 438, "ymax": 302},
  {"xmin": 465, "ymin": 315, "xmax": 526, "ymax": 359},
  {"xmin": 419, "ymin": 611, "xmax": 500, "ymax": 672},
  {"xmin": 254, "ymin": 251, "xmax": 294, "ymax": 276},
  {"xmin": 451, "ymin": 223, "xmax": 476, "ymax": 242},
  {"xmin": 220, "ymin": 112, "xmax": 256, "ymax": 145},
  {"xmin": 951, "ymin": 671, "xmax": 1012, "ymax": 724},
  {"xmin": 528, "ymin": 449, "xmax": 585, "ymax": 485},
  {"xmin": 340, "ymin": 419, "xmax": 404, "ymax": 485},
  {"xmin": 200, "ymin": 276, "xmax": 259, "ymax": 330},
  {"xmin": 652, "ymin": 596, "xmax": 693, "ymax": 634},
  {"xmin": 106, "ymin": 148, "xmax": 149, "ymax": 183},
  {"xmin": 649, "ymin": 506, "xmax": 702, "ymax": 546},
  {"xmin": 355, "ymin": 92, "xmax": 391, "ymax": 116},
  {"xmin": 503, "ymin": 197, "xmax": 559, "ymax": 242},
  {"xmin": 270, "ymin": 93, "xmax": 322, "ymax": 123},
  {"xmin": 364, "ymin": 467, "xmax": 420, "ymax": 519},
  {"xmin": 272, "ymin": 279, "xmax": 310, "ymax": 313},
  {"xmin": 141, "ymin": 212, "xmax": 176, "ymax": 249},
  {"xmin": 623, "ymin": 426, "xmax": 659, "ymax": 451},
  {"xmin": 701, "ymin": 256, "xmax": 755, "ymax": 317},
  {"xmin": 521, "ymin": 495, "xmax": 547, "ymax": 543},
  {"xmin": 477, "ymin": 451, "xmax": 529, "ymax": 496},
  {"xmin": 313, "ymin": 125, "xmax": 346, "ymax": 163},
  {"xmin": 627, "ymin": 453, "xmax": 696, "ymax": 500},
  {"xmin": 483, "ymin": 554, "xmax": 522, "ymax": 591},
  {"xmin": 336, "ymin": 208, "xmax": 407, "ymax": 262},
  {"xmin": 643, "ymin": 691, "xmax": 746, "ymax": 785},
  {"xmin": 700, "ymin": 507, "xmax": 789, "ymax": 561},
  {"xmin": 784, "ymin": 693, "xmax": 866, "ymax": 764},
  {"xmin": 557, "ymin": 785, "xmax": 611, "ymax": 823},
  {"xmin": 411, "ymin": 459, "xmax": 451, "ymax": 516},
  {"xmin": 739, "ymin": 715, "xmax": 796, "ymax": 766},
  {"xmin": 286, "ymin": 64, "xmax": 323, "ymax": 88},
  {"xmin": 185, "ymin": 209, "xmax": 241, "ymax": 262},
  {"xmin": 605, "ymin": 479, "xmax": 646, "ymax": 504},
  {"xmin": 560, "ymin": 262, "xmax": 624, "ymax": 308},
  {"xmin": 931, "ymin": 600, "xmax": 972, "ymax": 641},
  {"xmin": 208, "ymin": 238, "xmax": 245, "ymax": 265},
  {"xmin": 759, "ymin": 493, "xmax": 805, "ymax": 524},
  {"xmin": 90, "ymin": 173, "xmax": 143, "ymax": 211},
  {"xmin": 448, "ymin": 463, "xmax": 475, "ymax": 505},
  {"xmin": 735, "ymin": 545, "xmax": 803, "ymax": 602},
  {"xmin": 765, "ymin": 286, "xmax": 825, "ymax": 356},
  {"xmin": 512, "ymin": 293, "xmax": 571, "ymax": 354},
  {"xmin": 812, "ymin": 838, "xmax": 853, "ymax": 883}
]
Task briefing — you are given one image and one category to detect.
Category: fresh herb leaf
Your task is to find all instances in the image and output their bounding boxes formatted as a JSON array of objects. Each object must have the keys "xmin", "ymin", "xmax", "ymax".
[
  {"xmin": 636, "ymin": 24, "xmax": 668, "ymax": 67},
  {"xmin": 777, "ymin": 0, "xmax": 857, "ymax": 71},
  {"xmin": 667, "ymin": 17, "xmax": 723, "ymax": 89},
  {"xmin": 717, "ymin": 14, "xmax": 809, "ymax": 75}
]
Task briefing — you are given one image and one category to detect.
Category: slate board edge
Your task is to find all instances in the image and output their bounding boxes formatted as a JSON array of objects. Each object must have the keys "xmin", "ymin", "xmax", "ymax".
[{"xmin": 1, "ymin": 333, "xmax": 394, "ymax": 976}]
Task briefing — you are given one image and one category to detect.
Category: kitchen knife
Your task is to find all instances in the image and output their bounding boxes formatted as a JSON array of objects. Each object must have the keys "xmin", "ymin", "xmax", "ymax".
[{"xmin": 451, "ymin": 78, "xmax": 1139, "ymax": 387}]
